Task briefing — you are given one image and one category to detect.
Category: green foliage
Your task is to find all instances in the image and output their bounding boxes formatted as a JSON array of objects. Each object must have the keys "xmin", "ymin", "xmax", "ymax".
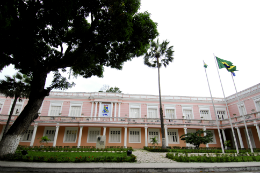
[
  {"xmin": 106, "ymin": 86, "xmax": 122, "ymax": 93},
  {"xmin": 150, "ymin": 136, "xmax": 158, "ymax": 146},
  {"xmin": 144, "ymin": 39, "xmax": 174, "ymax": 68},
  {"xmin": 224, "ymin": 140, "xmax": 231, "ymax": 147},
  {"xmin": 180, "ymin": 129, "xmax": 213, "ymax": 149},
  {"xmin": 39, "ymin": 136, "xmax": 51, "ymax": 144}
]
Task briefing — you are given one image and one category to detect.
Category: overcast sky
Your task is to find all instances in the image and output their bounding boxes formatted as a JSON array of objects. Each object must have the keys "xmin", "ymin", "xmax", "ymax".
[{"xmin": 1, "ymin": 0, "xmax": 259, "ymax": 98}]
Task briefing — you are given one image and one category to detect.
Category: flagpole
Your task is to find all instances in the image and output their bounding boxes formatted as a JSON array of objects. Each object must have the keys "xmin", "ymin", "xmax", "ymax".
[
  {"xmin": 203, "ymin": 61, "xmax": 224, "ymax": 153},
  {"xmin": 230, "ymin": 73, "xmax": 254, "ymax": 153},
  {"xmin": 213, "ymin": 54, "xmax": 239, "ymax": 154}
]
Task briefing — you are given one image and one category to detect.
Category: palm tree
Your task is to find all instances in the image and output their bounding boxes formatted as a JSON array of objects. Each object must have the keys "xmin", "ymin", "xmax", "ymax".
[
  {"xmin": 0, "ymin": 72, "xmax": 31, "ymax": 136},
  {"xmin": 144, "ymin": 39, "xmax": 174, "ymax": 149}
]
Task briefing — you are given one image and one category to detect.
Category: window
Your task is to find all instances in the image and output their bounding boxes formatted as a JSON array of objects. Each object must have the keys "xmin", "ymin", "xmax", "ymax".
[
  {"xmin": 168, "ymin": 129, "xmax": 178, "ymax": 143},
  {"xmin": 87, "ymin": 128, "xmax": 101, "ymax": 143},
  {"xmin": 0, "ymin": 101, "xmax": 4, "ymax": 113},
  {"xmin": 69, "ymin": 105, "xmax": 82, "ymax": 117},
  {"xmin": 166, "ymin": 109, "xmax": 175, "ymax": 119},
  {"xmin": 238, "ymin": 104, "xmax": 247, "ymax": 116},
  {"xmin": 200, "ymin": 109, "xmax": 210, "ymax": 120},
  {"xmin": 216, "ymin": 110, "xmax": 226, "ymax": 120},
  {"xmin": 109, "ymin": 128, "xmax": 121, "ymax": 143},
  {"xmin": 207, "ymin": 130, "xmax": 216, "ymax": 144},
  {"xmin": 148, "ymin": 129, "xmax": 160, "ymax": 143},
  {"xmin": 256, "ymin": 100, "xmax": 260, "ymax": 111},
  {"xmin": 130, "ymin": 108, "xmax": 140, "ymax": 118},
  {"xmin": 43, "ymin": 127, "xmax": 56, "ymax": 142},
  {"xmin": 48, "ymin": 102, "xmax": 63, "ymax": 116},
  {"xmin": 183, "ymin": 109, "xmax": 193, "ymax": 119},
  {"xmin": 129, "ymin": 128, "xmax": 141, "ymax": 143},
  {"xmin": 129, "ymin": 104, "xmax": 141, "ymax": 118},
  {"xmin": 21, "ymin": 127, "xmax": 34, "ymax": 142},
  {"xmin": 9, "ymin": 100, "xmax": 23, "ymax": 115},
  {"xmin": 64, "ymin": 127, "xmax": 78, "ymax": 143},
  {"xmin": 147, "ymin": 105, "xmax": 158, "ymax": 118}
]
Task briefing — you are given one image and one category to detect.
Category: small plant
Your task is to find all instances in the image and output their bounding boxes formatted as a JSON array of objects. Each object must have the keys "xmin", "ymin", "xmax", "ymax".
[
  {"xmin": 150, "ymin": 136, "xmax": 158, "ymax": 147},
  {"xmin": 39, "ymin": 136, "xmax": 51, "ymax": 145},
  {"xmin": 224, "ymin": 140, "xmax": 231, "ymax": 148}
]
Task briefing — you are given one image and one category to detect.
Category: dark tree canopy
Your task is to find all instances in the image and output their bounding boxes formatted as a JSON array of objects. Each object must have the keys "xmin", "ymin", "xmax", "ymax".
[
  {"xmin": 180, "ymin": 129, "xmax": 213, "ymax": 149},
  {"xmin": 106, "ymin": 86, "xmax": 122, "ymax": 93},
  {"xmin": 0, "ymin": 0, "xmax": 158, "ymax": 156}
]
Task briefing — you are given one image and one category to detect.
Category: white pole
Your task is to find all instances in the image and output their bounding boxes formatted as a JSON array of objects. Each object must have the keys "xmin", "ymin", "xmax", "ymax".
[
  {"xmin": 231, "ymin": 74, "xmax": 253, "ymax": 153},
  {"xmin": 213, "ymin": 54, "xmax": 239, "ymax": 154},
  {"xmin": 203, "ymin": 61, "xmax": 224, "ymax": 153}
]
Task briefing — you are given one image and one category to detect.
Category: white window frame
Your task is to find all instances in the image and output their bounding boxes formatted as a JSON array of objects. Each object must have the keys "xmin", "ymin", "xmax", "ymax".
[
  {"xmin": 182, "ymin": 106, "xmax": 193, "ymax": 119},
  {"xmin": 147, "ymin": 104, "xmax": 159, "ymax": 118},
  {"xmin": 129, "ymin": 104, "xmax": 141, "ymax": 118},
  {"xmin": 68, "ymin": 102, "xmax": 83, "ymax": 117},
  {"xmin": 43, "ymin": 127, "xmax": 56, "ymax": 143},
  {"xmin": 63, "ymin": 127, "xmax": 78, "ymax": 143},
  {"xmin": 237, "ymin": 102, "xmax": 247, "ymax": 116},
  {"xmin": 167, "ymin": 129, "xmax": 179, "ymax": 144},
  {"xmin": 87, "ymin": 127, "xmax": 101, "ymax": 143},
  {"xmin": 21, "ymin": 126, "xmax": 34, "ymax": 142},
  {"xmin": 207, "ymin": 130, "xmax": 216, "ymax": 144},
  {"xmin": 48, "ymin": 101, "xmax": 63, "ymax": 116},
  {"xmin": 215, "ymin": 107, "xmax": 227, "ymax": 120},
  {"xmin": 109, "ymin": 128, "xmax": 121, "ymax": 143},
  {"xmin": 199, "ymin": 106, "xmax": 211, "ymax": 120},
  {"xmin": 164, "ymin": 105, "xmax": 176, "ymax": 119},
  {"xmin": 0, "ymin": 99, "xmax": 5, "ymax": 114},
  {"xmin": 8, "ymin": 99, "xmax": 24, "ymax": 115},
  {"xmin": 148, "ymin": 128, "xmax": 160, "ymax": 143},
  {"xmin": 253, "ymin": 96, "xmax": 260, "ymax": 112},
  {"xmin": 129, "ymin": 128, "xmax": 141, "ymax": 143}
]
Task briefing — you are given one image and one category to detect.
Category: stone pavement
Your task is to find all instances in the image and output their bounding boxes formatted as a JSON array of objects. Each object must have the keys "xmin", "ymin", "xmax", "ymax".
[{"xmin": 132, "ymin": 149, "xmax": 176, "ymax": 163}]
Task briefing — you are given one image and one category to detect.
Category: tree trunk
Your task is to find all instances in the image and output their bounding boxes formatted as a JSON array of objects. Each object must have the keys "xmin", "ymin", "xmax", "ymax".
[
  {"xmin": 3, "ymin": 95, "xmax": 18, "ymax": 136},
  {"xmin": 0, "ymin": 72, "xmax": 49, "ymax": 157},
  {"xmin": 157, "ymin": 57, "xmax": 166, "ymax": 149}
]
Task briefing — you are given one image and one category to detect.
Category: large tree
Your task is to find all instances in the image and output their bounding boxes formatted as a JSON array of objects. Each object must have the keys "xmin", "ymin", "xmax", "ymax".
[
  {"xmin": 144, "ymin": 39, "xmax": 174, "ymax": 148},
  {"xmin": 0, "ymin": 0, "xmax": 158, "ymax": 156}
]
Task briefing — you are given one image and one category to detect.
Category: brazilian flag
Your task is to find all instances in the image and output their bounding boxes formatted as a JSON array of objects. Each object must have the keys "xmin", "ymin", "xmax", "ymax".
[{"xmin": 216, "ymin": 57, "xmax": 237, "ymax": 72}]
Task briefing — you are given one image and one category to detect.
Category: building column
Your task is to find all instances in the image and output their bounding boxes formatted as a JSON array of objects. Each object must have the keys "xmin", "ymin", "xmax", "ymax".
[
  {"xmin": 103, "ymin": 126, "xmax": 106, "ymax": 136},
  {"xmin": 94, "ymin": 102, "xmax": 98, "ymax": 121},
  {"xmin": 98, "ymin": 102, "xmax": 102, "ymax": 121},
  {"xmin": 165, "ymin": 125, "xmax": 168, "ymax": 147},
  {"xmin": 30, "ymin": 123, "xmax": 38, "ymax": 146},
  {"xmin": 124, "ymin": 127, "xmax": 127, "ymax": 148},
  {"xmin": 203, "ymin": 126, "xmax": 208, "ymax": 148},
  {"xmin": 184, "ymin": 127, "xmax": 187, "ymax": 147},
  {"xmin": 110, "ymin": 102, "xmax": 113, "ymax": 121},
  {"xmin": 53, "ymin": 123, "xmax": 60, "ymax": 147},
  {"xmin": 145, "ymin": 126, "xmax": 148, "ymax": 147},
  {"xmin": 77, "ymin": 126, "xmax": 83, "ymax": 148},
  {"xmin": 118, "ymin": 103, "xmax": 121, "ymax": 120},
  {"xmin": 254, "ymin": 123, "xmax": 260, "ymax": 141},
  {"xmin": 236, "ymin": 127, "xmax": 244, "ymax": 148},
  {"xmin": 90, "ymin": 102, "xmax": 94, "ymax": 119},
  {"xmin": 114, "ymin": 103, "xmax": 117, "ymax": 121},
  {"xmin": 222, "ymin": 129, "xmax": 227, "ymax": 149}
]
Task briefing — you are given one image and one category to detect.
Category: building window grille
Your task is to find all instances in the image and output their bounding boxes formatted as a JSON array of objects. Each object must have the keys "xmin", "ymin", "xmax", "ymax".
[
  {"xmin": 64, "ymin": 129, "xmax": 77, "ymax": 142},
  {"xmin": 200, "ymin": 110, "xmax": 210, "ymax": 119},
  {"xmin": 168, "ymin": 130, "xmax": 178, "ymax": 143},
  {"xmin": 148, "ymin": 108, "xmax": 157, "ymax": 118},
  {"xmin": 130, "ymin": 108, "xmax": 140, "ymax": 118},
  {"xmin": 166, "ymin": 109, "xmax": 175, "ymax": 119},
  {"xmin": 49, "ymin": 106, "xmax": 61, "ymax": 116},
  {"xmin": 129, "ymin": 130, "xmax": 140, "ymax": 143},
  {"xmin": 183, "ymin": 109, "xmax": 192, "ymax": 119},
  {"xmin": 148, "ymin": 130, "xmax": 160, "ymax": 143},
  {"xmin": 21, "ymin": 128, "xmax": 34, "ymax": 142},
  {"xmin": 109, "ymin": 129, "xmax": 121, "ymax": 143},
  {"xmin": 88, "ymin": 129, "xmax": 100, "ymax": 143},
  {"xmin": 44, "ymin": 128, "xmax": 56, "ymax": 142},
  {"xmin": 217, "ymin": 111, "xmax": 225, "ymax": 120},
  {"xmin": 70, "ymin": 106, "xmax": 81, "ymax": 117}
]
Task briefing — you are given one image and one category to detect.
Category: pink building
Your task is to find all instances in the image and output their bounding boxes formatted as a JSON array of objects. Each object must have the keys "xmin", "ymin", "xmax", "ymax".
[{"xmin": 0, "ymin": 83, "xmax": 260, "ymax": 149}]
